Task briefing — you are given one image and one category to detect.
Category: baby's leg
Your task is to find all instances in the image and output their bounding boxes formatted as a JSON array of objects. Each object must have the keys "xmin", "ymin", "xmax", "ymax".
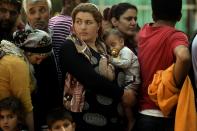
[
  {"xmin": 122, "ymin": 89, "xmax": 137, "ymax": 131},
  {"xmin": 124, "ymin": 106, "xmax": 135, "ymax": 131}
]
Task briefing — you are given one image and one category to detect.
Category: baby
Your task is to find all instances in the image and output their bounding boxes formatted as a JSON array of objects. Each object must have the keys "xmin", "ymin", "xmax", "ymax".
[{"xmin": 103, "ymin": 28, "xmax": 141, "ymax": 131}]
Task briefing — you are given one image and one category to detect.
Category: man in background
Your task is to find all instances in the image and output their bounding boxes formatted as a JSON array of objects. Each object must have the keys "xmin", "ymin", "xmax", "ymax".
[{"xmin": 0, "ymin": 0, "xmax": 22, "ymax": 41}]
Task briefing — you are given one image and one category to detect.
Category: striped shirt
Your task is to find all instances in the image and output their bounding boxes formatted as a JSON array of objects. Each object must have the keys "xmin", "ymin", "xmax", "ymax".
[{"xmin": 49, "ymin": 15, "xmax": 72, "ymax": 83}]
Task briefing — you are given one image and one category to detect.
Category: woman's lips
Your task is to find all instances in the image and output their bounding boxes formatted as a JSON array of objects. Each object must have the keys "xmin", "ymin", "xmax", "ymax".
[{"xmin": 79, "ymin": 32, "xmax": 88, "ymax": 36}]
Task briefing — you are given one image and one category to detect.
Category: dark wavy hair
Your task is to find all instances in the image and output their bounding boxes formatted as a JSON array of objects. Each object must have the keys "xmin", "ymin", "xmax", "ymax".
[
  {"xmin": 110, "ymin": 3, "xmax": 137, "ymax": 20},
  {"xmin": 151, "ymin": 0, "xmax": 182, "ymax": 22},
  {"xmin": 0, "ymin": 0, "xmax": 22, "ymax": 12},
  {"xmin": 47, "ymin": 108, "xmax": 73, "ymax": 129},
  {"xmin": 103, "ymin": 7, "xmax": 110, "ymax": 21},
  {"xmin": 0, "ymin": 97, "xmax": 25, "ymax": 123}
]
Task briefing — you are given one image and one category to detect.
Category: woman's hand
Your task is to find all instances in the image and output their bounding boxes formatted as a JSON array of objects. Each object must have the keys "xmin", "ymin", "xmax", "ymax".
[{"xmin": 99, "ymin": 56, "xmax": 115, "ymax": 81}]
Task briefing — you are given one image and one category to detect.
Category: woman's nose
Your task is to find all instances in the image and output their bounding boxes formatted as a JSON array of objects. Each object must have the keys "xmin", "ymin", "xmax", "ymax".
[
  {"xmin": 130, "ymin": 18, "xmax": 137, "ymax": 26},
  {"xmin": 60, "ymin": 127, "xmax": 66, "ymax": 131},
  {"xmin": 80, "ymin": 22, "xmax": 86, "ymax": 29}
]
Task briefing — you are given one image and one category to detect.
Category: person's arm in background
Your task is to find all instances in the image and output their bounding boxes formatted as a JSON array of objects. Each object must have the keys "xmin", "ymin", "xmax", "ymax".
[
  {"xmin": 191, "ymin": 35, "xmax": 197, "ymax": 87},
  {"xmin": 173, "ymin": 45, "xmax": 191, "ymax": 88},
  {"xmin": 25, "ymin": 111, "xmax": 34, "ymax": 131}
]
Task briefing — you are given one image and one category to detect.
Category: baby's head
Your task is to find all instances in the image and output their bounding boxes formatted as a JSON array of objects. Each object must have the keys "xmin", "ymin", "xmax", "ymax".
[
  {"xmin": 47, "ymin": 108, "xmax": 75, "ymax": 131},
  {"xmin": 103, "ymin": 28, "xmax": 124, "ymax": 57},
  {"xmin": 0, "ymin": 97, "xmax": 25, "ymax": 131}
]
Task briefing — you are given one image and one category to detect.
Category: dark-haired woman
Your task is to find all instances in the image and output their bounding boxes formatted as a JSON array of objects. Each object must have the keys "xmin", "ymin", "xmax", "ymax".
[{"xmin": 110, "ymin": 3, "xmax": 139, "ymax": 55}]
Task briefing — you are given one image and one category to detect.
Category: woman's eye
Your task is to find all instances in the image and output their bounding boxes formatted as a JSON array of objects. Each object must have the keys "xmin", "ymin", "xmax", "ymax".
[
  {"xmin": 86, "ymin": 21, "xmax": 93, "ymax": 25},
  {"xmin": 125, "ymin": 16, "xmax": 137, "ymax": 21},
  {"xmin": 75, "ymin": 20, "xmax": 82, "ymax": 24}
]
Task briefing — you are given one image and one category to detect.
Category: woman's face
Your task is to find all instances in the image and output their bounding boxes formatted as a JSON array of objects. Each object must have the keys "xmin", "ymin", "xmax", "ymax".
[
  {"xmin": 73, "ymin": 12, "xmax": 100, "ymax": 43},
  {"xmin": 114, "ymin": 8, "xmax": 137, "ymax": 37},
  {"xmin": 26, "ymin": 53, "xmax": 48, "ymax": 65}
]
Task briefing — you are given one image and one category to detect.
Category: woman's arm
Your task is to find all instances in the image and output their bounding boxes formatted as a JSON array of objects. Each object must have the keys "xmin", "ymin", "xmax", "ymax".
[
  {"xmin": 191, "ymin": 35, "xmax": 197, "ymax": 87},
  {"xmin": 60, "ymin": 40, "xmax": 124, "ymax": 100}
]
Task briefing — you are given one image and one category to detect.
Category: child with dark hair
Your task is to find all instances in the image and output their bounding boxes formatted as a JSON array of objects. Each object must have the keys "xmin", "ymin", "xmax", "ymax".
[
  {"xmin": 137, "ymin": 0, "xmax": 191, "ymax": 131},
  {"xmin": 47, "ymin": 108, "xmax": 75, "ymax": 131},
  {"xmin": 0, "ymin": 97, "xmax": 25, "ymax": 131}
]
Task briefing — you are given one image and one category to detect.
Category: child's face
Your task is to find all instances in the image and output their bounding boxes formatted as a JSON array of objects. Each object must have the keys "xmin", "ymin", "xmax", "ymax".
[
  {"xmin": 49, "ymin": 119, "xmax": 75, "ymax": 131},
  {"xmin": 105, "ymin": 34, "xmax": 124, "ymax": 55},
  {"xmin": 0, "ymin": 110, "xmax": 18, "ymax": 131}
]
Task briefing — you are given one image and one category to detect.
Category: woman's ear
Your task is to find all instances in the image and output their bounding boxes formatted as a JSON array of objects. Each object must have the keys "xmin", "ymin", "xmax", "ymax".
[{"xmin": 111, "ymin": 17, "xmax": 118, "ymax": 27}]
